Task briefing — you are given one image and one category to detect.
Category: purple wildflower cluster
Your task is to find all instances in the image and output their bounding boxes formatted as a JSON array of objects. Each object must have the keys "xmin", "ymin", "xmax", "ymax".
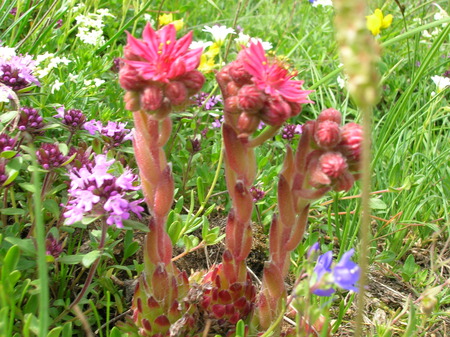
[
  {"xmin": 281, "ymin": 124, "xmax": 302, "ymax": 140},
  {"xmin": 46, "ymin": 234, "xmax": 63, "ymax": 258},
  {"xmin": 310, "ymin": 247, "xmax": 360, "ymax": 297},
  {"xmin": 0, "ymin": 159, "xmax": 8, "ymax": 186},
  {"xmin": 0, "ymin": 133, "xmax": 16, "ymax": 152},
  {"xmin": 250, "ymin": 185, "xmax": 265, "ymax": 202},
  {"xmin": 84, "ymin": 120, "xmax": 133, "ymax": 147},
  {"xmin": 194, "ymin": 92, "xmax": 222, "ymax": 110},
  {"xmin": 64, "ymin": 154, "xmax": 144, "ymax": 227},
  {"xmin": 18, "ymin": 107, "xmax": 45, "ymax": 134},
  {"xmin": 54, "ymin": 106, "xmax": 87, "ymax": 131},
  {"xmin": 0, "ymin": 54, "xmax": 40, "ymax": 91},
  {"xmin": 36, "ymin": 143, "xmax": 68, "ymax": 170}
]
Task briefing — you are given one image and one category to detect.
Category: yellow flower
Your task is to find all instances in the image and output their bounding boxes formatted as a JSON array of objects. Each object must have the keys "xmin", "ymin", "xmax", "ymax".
[
  {"xmin": 172, "ymin": 19, "xmax": 184, "ymax": 31},
  {"xmin": 366, "ymin": 9, "xmax": 393, "ymax": 36},
  {"xmin": 158, "ymin": 14, "xmax": 183, "ymax": 31},
  {"xmin": 198, "ymin": 44, "xmax": 220, "ymax": 73},
  {"xmin": 158, "ymin": 13, "xmax": 173, "ymax": 26}
]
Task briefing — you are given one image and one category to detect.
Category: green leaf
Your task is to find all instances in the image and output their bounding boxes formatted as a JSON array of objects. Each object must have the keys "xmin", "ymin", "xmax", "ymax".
[
  {"xmin": 5, "ymin": 237, "xmax": 36, "ymax": 256},
  {"xmin": 402, "ymin": 255, "xmax": 418, "ymax": 281},
  {"xmin": 47, "ymin": 327, "xmax": 62, "ymax": 337},
  {"xmin": 0, "ymin": 208, "xmax": 26, "ymax": 215},
  {"xmin": 197, "ymin": 177, "xmax": 205, "ymax": 203},
  {"xmin": 0, "ymin": 109, "xmax": 18, "ymax": 123},
  {"xmin": 0, "ymin": 150, "xmax": 18, "ymax": 159},
  {"xmin": 82, "ymin": 250, "xmax": 101, "ymax": 268},
  {"xmin": 369, "ymin": 198, "xmax": 387, "ymax": 210},
  {"xmin": 18, "ymin": 182, "xmax": 36, "ymax": 193},
  {"xmin": 43, "ymin": 199, "xmax": 60, "ymax": 218},
  {"xmin": 122, "ymin": 219, "xmax": 149, "ymax": 232},
  {"xmin": 3, "ymin": 245, "xmax": 20, "ymax": 272},
  {"xmin": 58, "ymin": 254, "xmax": 86, "ymax": 265}
]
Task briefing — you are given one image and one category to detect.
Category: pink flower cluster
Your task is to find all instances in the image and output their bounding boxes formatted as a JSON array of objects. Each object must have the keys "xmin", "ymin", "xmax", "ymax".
[
  {"xmin": 119, "ymin": 23, "xmax": 205, "ymax": 117},
  {"xmin": 306, "ymin": 108, "xmax": 362, "ymax": 192},
  {"xmin": 216, "ymin": 41, "xmax": 312, "ymax": 134},
  {"xmin": 84, "ymin": 120, "xmax": 133, "ymax": 147},
  {"xmin": 64, "ymin": 155, "xmax": 144, "ymax": 227}
]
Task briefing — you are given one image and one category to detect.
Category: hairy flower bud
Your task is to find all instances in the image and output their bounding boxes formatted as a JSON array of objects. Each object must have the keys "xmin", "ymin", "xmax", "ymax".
[
  {"xmin": 119, "ymin": 64, "xmax": 148, "ymax": 91},
  {"xmin": 314, "ymin": 120, "xmax": 341, "ymax": 149},
  {"xmin": 141, "ymin": 85, "xmax": 164, "ymax": 112},
  {"xmin": 319, "ymin": 152, "xmax": 347, "ymax": 178},
  {"xmin": 339, "ymin": 122, "xmax": 363, "ymax": 162},
  {"xmin": 317, "ymin": 108, "xmax": 342, "ymax": 124},
  {"xmin": 237, "ymin": 112, "xmax": 261, "ymax": 135},
  {"xmin": 179, "ymin": 70, "xmax": 205, "ymax": 94},
  {"xmin": 165, "ymin": 81, "xmax": 187, "ymax": 106},
  {"xmin": 261, "ymin": 98, "xmax": 292, "ymax": 126},
  {"xmin": 124, "ymin": 91, "xmax": 141, "ymax": 111},
  {"xmin": 226, "ymin": 81, "xmax": 240, "ymax": 97},
  {"xmin": 228, "ymin": 60, "xmax": 252, "ymax": 86},
  {"xmin": 238, "ymin": 85, "xmax": 265, "ymax": 112},
  {"xmin": 224, "ymin": 96, "xmax": 240, "ymax": 114}
]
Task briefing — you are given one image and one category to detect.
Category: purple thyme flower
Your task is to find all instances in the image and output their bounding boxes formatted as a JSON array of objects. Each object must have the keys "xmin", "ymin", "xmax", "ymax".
[
  {"xmin": 194, "ymin": 92, "xmax": 223, "ymax": 110},
  {"xmin": 36, "ymin": 143, "xmax": 68, "ymax": 170},
  {"xmin": 281, "ymin": 124, "xmax": 302, "ymax": 140},
  {"xmin": 10, "ymin": 7, "xmax": 17, "ymax": 16},
  {"xmin": 64, "ymin": 154, "xmax": 144, "ymax": 228},
  {"xmin": 111, "ymin": 58, "xmax": 122, "ymax": 73},
  {"xmin": 188, "ymin": 137, "xmax": 201, "ymax": 153},
  {"xmin": 0, "ymin": 133, "xmax": 16, "ymax": 152},
  {"xmin": 0, "ymin": 158, "xmax": 8, "ymax": 187},
  {"xmin": 84, "ymin": 120, "xmax": 133, "ymax": 148},
  {"xmin": 0, "ymin": 54, "xmax": 40, "ymax": 91},
  {"xmin": 55, "ymin": 19, "xmax": 63, "ymax": 29},
  {"xmin": 54, "ymin": 106, "xmax": 86, "ymax": 131},
  {"xmin": 46, "ymin": 234, "xmax": 63, "ymax": 258},
  {"xmin": 211, "ymin": 115, "xmax": 224, "ymax": 128},
  {"xmin": 18, "ymin": 106, "xmax": 45, "ymax": 134},
  {"xmin": 250, "ymin": 185, "xmax": 265, "ymax": 202},
  {"xmin": 311, "ymin": 248, "xmax": 360, "ymax": 296}
]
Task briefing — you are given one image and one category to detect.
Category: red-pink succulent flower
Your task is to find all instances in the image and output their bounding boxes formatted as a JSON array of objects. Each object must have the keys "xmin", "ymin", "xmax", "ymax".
[
  {"xmin": 241, "ymin": 42, "xmax": 313, "ymax": 103},
  {"xmin": 124, "ymin": 23, "xmax": 203, "ymax": 83}
]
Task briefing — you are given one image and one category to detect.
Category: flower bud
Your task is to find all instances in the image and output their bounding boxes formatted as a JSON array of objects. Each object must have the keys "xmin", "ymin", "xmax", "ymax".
[
  {"xmin": 237, "ymin": 113, "xmax": 261, "ymax": 135},
  {"xmin": 0, "ymin": 133, "xmax": 16, "ymax": 153},
  {"xmin": 226, "ymin": 81, "xmax": 240, "ymax": 97},
  {"xmin": 334, "ymin": 170, "xmax": 355, "ymax": 192},
  {"xmin": 224, "ymin": 96, "xmax": 240, "ymax": 114},
  {"xmin": 314, "ymin": 120, "xmax": 341, "ymax": 149},
  {"xmin": 140, "ymin": 85, "xmax": 163, "ymax": 112},
  {"xmin": 238, "ymin": 85, "xmax": 265, "ymax": 112},
  {"xmin": 289, "ymin": 102, "xmax": 302, "ymax": 116},
  {"xmin": 179, "ymin": 70, "xmax": 205, "ymax": 94},
  {"xmin": 216, "ymin": 66, "xmax": 232, "ymax": 91},
  {"xmin": 124, "ymin": 91, "xmax": 141, "ymax": 111},
  {"xmin": 319, "ymin": 152, "xmax": 347, "ymax": 178},
  {"xmin": 165, "ymin": 81, "xmax": 187, "ymax": 106},
  {"xmin": 261, "ymin": 98, "xmax": 292, "ymax": 126},
  {"xmin": 228, "ymin": 60, "xmax": 252, "ymax": 86},
  {"xmin": 317, "ymin": 108, "xmax": 342, "ymax": 124},
  {"xmin": 119, "ymin": 64, "xmax": 148, "ymax": 91},
  {"xmin": 339, "ymin": 122, "xmax": 363, "ymax": 162}
]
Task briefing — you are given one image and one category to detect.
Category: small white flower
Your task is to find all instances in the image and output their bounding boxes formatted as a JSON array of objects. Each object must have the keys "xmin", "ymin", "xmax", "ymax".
[
  {"xmin": 51, "ymin": 80, "xmax": 64, "ymax": 94},
  {"xmin": 0, "ymin": 47, "xmax": 16, "ymax": 60},
  {"xmin": 84, "ymin": 79, "xmax": 93, "ymax": 86},
  {"xmin": 0, "ymin": 85, "xmax": 12, "ymax": 103},
  {"xmin": 68, "ymin": 73, "xmax": 79, "ymax": 82},
  {"xmin": 312, "ymin": 0, "xmax": 333, "ymax": 8},
  {"xmin": 96, "ymin": 8, "xmax": 114, "ymax": 18},
  {"xmin": 202, "ymin": 25, "xmax": 235, "ymax": 46},
  {"xmin": 431, "ymin": 75, "xmax": 450, "ymax": 92},
  {"xmin": 35, "ymin": 52, "xmax": 55, "ymax": 65},
  {"xmin": 337, "ymin": 76, "xmax": 346, "ymax": 89},
  {"xmin": 143, "ymin": 14, "xmax": 155, "ymax": 26},
  {"xmin": 189, "ymin": 40, "xmax": 213, "ymax": 50},
  {"xmin": 93, "ymin": 78, "xmax": 105, "ymax": 87},
  {"xmin": 235, "ymin": 32, "xmax": 251, "ymax": 46},
  {"xmin": 249, "ymin": 37, "xmax": 272, "ymax": 51}
]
